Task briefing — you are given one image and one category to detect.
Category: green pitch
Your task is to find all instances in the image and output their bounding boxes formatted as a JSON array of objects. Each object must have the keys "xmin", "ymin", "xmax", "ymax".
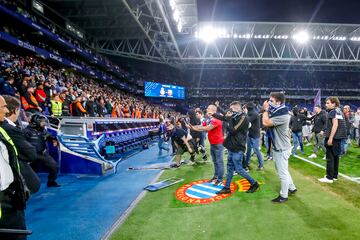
[{"xmin": 110, "ymin": 142, "xmax": 360, "ymax": 240}]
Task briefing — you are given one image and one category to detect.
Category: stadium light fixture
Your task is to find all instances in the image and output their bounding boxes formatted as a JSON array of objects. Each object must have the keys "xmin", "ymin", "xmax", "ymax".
[
  {"xmin": 177, "ymin": 22, "xmax": 182, "ymax": 32},
  {"xmin": 170, "ymin": 0, "xmax": 176, "ymax": 10},
  {"xmin": 199, "ymin": 26, "xmax": 218, "ymax": 43},
  {"xmin": 292, "ymin": 31, "xmax": 310, "ymax": 44},
  {"xmin": 173, "ymin": 9, "xmax": 180, "ymax": 22}
]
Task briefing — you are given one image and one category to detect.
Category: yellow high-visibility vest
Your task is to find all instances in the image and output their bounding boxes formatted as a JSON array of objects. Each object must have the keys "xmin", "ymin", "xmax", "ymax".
[
  {"xmin": 51, "ymin": 100, "xmax": 62, "ymax": 116},
  {"xmin": 0, "ymin": 127, "xmax": 20, "ymax": 220}
]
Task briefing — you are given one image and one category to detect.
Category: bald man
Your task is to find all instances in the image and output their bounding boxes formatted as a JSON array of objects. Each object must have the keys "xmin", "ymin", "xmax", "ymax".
[{"xmin": 190, "ymin": 104, "xmax": 224, "ymax": 186}]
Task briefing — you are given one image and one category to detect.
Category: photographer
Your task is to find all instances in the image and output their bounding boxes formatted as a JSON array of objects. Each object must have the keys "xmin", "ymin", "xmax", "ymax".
[
  {"xmin": 244, "ymin": 102, "xmax": 264, "ymax": 171},
  {"xmin": 24, "ymin": 114, "xmax": 60, "ymax": 187},
  {"xmin": 211, "ymin": 101, "xmax": 260, "ymax": 194}
]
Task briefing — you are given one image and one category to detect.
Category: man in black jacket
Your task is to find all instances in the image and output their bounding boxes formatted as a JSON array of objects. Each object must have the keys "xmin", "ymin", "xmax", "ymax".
[
  {"xmin": 1, "ymin": 95, "xmax": 40, "ymax": 194},
  {"xmin": 24, "ymin": 114, "xmax": 60, "ymax": 187},
  {"xmin": 59, "ymin": 91, "xmax": 72, "ymax": 116},
  {"xmin": 289, "ymin": 107, "xmax": 306, "ymax": 155},
  {"xmin": 308, "ymin": 105, "xmax": 327, "ymax": 159},
  {"xmin": 244, "ymin": 102, "xmax": 264, "ymax": 170},
  {"xmin": 212, "ymin": 101, "xmax": 259, "ymax": 194},
  {"xmin": 0, "ymin": 95, "xmax": 29, "ymax": 240},
  {"xmin": 85, "ymin": 96, "xmax": 98, "ymax": 117}
]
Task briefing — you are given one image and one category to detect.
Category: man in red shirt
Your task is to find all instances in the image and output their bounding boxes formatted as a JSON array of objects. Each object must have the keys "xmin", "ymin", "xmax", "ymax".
[{"xmin": 190, "ymin": 104, "xmax": 224, "ymax": 185}]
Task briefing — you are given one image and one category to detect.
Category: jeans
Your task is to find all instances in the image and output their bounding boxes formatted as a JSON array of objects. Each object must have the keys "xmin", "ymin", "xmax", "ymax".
[
  {"xmin": 199, "ymin": 132, "xmax": 206, "ymax": 148},
  {"xmin": 265, "ymin": 132, "xmax": 272, "ymax": 157},
  {"xmin": 245, "ymin": 137, "xmax": 264, "ymax": 168},
  {"xmin": 158, "ymin": 137, "xmax": 169, "ymax": 152},
  {"xmin": 292, "ymin": 131, "xmax": 304, "ymax": 155},
  {"xmin": 313, "ymin": 132, "xmax": 326, "ymax": 154},
  {"xmin": 210, "ymin": 144, "xmax": 224, "ymax": 181},
  {"xmin": 273, "ymin": 149, "xmax": 296, "ymax": 198},
  {"xmin": 225, "ymin": 151, "xmax": 256, "ymax": 188},
  {"xmin": 340, "ymin": 137, "xmax": 350, "ymax": 156}
]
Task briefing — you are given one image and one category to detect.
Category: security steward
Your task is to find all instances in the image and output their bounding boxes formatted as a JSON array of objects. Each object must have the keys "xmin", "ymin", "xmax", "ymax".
[
  {"xmin": 24, "ymin": 114, "xmax": 60, "ymax": 187},
  {"xmin": 49, "ymin": 94, "xmax": 62, "ymax": 117},
  {"xmin": 0, "ymin": 95, "xmax": 29, "ymax": 240},
  {"xmin": 1, "ymin": 95, "xmax": 40, "ymax": 194}
]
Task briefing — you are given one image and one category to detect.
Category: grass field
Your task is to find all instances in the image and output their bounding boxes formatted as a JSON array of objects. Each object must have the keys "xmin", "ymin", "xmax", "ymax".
[{"xmin": 110, "ymin": 142, "xmax": 360, "ymax": 240}]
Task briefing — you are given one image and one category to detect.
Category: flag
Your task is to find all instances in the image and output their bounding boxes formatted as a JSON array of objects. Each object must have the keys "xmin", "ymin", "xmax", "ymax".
[{"xmin": 313, "ymin": 89, "xmax": 321, "ymax": 112}]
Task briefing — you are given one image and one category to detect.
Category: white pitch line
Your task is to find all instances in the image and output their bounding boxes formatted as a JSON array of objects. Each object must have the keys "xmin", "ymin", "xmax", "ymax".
[{"xmin": 293, "ymin": 155, "xmax": 360, "ymax": 184}]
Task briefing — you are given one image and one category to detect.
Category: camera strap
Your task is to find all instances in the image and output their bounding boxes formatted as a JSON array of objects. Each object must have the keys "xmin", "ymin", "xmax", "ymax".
[{"xmin": 233, "ymin": 116, "xmax": 246, "ymax": 130}]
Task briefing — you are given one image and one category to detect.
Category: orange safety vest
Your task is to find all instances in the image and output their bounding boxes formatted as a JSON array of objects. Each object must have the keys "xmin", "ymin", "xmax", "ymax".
[
  {"xmin": 123, "ymin": 107, "xmax": 130, "ymax": 118},
  {"xmin": 21, "ymin": 94, "xmax": 38, "ymax": 110},
  {"xmin": 136, "ymin": 110, "xmax": 141, "ymax": 119},
  {"xmin": 111, "ymin": 108, "xmax": 117, "ymax": 118}
]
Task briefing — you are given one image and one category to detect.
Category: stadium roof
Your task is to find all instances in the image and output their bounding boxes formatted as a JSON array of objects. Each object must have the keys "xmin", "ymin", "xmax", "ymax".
[{"xmin": 43, "ymin": 0, "xmax": 360, "ymax": 71}]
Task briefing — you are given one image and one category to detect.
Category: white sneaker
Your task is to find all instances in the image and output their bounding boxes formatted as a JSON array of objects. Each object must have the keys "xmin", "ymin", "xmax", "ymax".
[
  {"xmin": 333, "ymin": 178, "xmax": 338, "ymax": 181},
  {"xmin": 308, "ymin": 154, "xmax": 317, "ymax": 159},
  {"xmin": 318, "ymin": 177, "xmax": 333, "ymax": 183},
  {"xmin": 305, "ymin": 143, "xmax": 312, "ymax": 146},
  {"xmin": 322, "ymin": 156, "xmax": 326, "ymax": 160}
]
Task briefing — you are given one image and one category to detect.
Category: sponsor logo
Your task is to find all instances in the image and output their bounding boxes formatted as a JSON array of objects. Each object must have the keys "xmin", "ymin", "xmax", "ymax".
[
  {"xmin": 175, "ymin": 179, "xmax": 236, "ymax": 204},
  {"xmin": 18, "ymin": 40, "xmax": 35, "ymax": 52},
  {"xmin": 49, "ymin": 53, "xmax": 63, "ymax": 62}
]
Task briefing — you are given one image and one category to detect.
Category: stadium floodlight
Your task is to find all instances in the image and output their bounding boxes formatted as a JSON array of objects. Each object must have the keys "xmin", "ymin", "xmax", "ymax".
[
  {"xmin": 199, "ymin": 26, "xmax": 218, "ymax": 43},
  {"xmin": 170, "ymin": 0, "xmax": 176, "ymax": 10},
  {"xmin": 245, "ymin": 33, "xmax": 251, "ymax": 39},
  {"xmin": 292, "ymin": 31, "xmax": 310, "ymax": 44},
  {"xmin": 173, "ymin": 9, "xmax": 180, "ymax": 22},
  {"xmin": 333, "ymin": 36, "xmax": 346, "ymax": 41},
  {"xmin": 177, "ymin": 22, "xmax": 182, "ymax": 32},
  {"xmin": 350, "ymin": 37, "xmax": 360, "ymax": 41}
]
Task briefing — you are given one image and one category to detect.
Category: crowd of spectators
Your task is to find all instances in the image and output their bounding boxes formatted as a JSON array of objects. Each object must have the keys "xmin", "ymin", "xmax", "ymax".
[
  {"xmin": 0, "ymin": 0, "xmax": 119, "ymax": 71},
  {"xmin": 0, "ymin": 49, "xmax": 178, "ymax": 119}
]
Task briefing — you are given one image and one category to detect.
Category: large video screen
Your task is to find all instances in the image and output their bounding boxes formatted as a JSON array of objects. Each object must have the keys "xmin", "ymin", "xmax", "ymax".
[{"xmin": 144, "ymin": 82, "xmax": 185, "ymax": 99}]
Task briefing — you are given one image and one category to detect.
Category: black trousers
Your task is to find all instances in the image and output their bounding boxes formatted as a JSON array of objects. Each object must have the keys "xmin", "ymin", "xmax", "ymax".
[
  {"xmin": 0, "ymin": 199, "xmax": 27, "ymax": 240},
  {"xmin": 33, "ymin": 152, "xmax": 58, "ymax": 183},
  {"xmin": 325, "ymin": 139, "xmax": 341, "ymax": 180}
]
